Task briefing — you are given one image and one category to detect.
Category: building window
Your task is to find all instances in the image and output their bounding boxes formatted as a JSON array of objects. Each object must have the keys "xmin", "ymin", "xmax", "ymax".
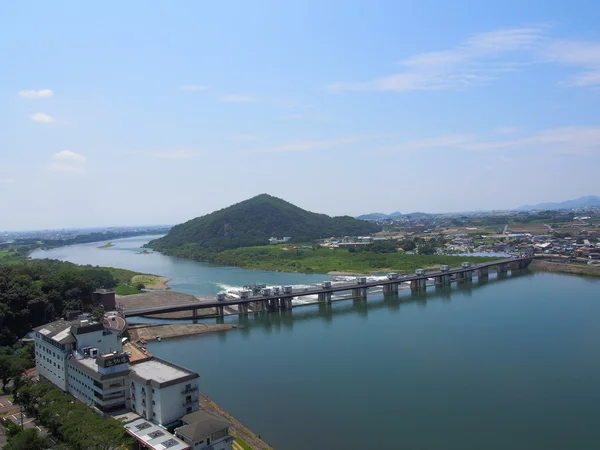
[{"xmin": 186, "ymin": 406, "xmax": 192, "ymax": 413}]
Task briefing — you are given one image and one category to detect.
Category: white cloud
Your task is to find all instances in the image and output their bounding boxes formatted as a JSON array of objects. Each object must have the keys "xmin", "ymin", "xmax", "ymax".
[
  {"xmin": 0, "ymin": 178, "xmax": 15, "ymax": 184},
  {"xmin": 543, "ymin": 40, "xmax": 600, "ymax": 87},
  {"xmin": 328, "ymin": 26, "xmax": 546, "ymax": 92},
  {"xmin": 51, "ymin": 150, "xmax": 85, "ymax": 162},
  {"xmin": 179, "ymin": 85, "xmax": 209, "ymax": 91},
  {"xmin": 29, "ymin": 112, "xmax": 56, "ymax": 123},
  {"xmin": 47, "ymin": 151, "xmax": 86, "ymax": 174},
  {"xmin": 220, "ymin": 94, "xmax": 257, "ymax": 103},
  {"xmin": 19, "ymin": 89, "xmax": 53, "ymax": 98}
]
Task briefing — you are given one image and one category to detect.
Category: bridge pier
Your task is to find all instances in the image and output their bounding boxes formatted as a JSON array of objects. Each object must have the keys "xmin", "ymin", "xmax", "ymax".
[
  {"xmin": 216, "ymin": 305, "xmax": 224, "ymax": 317},
  {"xmin": 238, "ymin": 303, "xmax": 248, "ymax": 315},
  {"xmin": 252, "ymin": 301, "xmax": 266, "ymax": 312},
  {"xmin": 268, "ymin": 299, "xmax": 279, "ymax": 310},
  {"xmin": 279, "ymin": 297, "xmax": 293, "ymax": 310},
  {"xmin": 498, "ymin": 263, "xmax": 508, "ymax": 274},
  {"xmin": 192, "ymin": 308, "xmax": 198, "ymax": 319},
  {"xmin": 351, "ymin": 287, "xmax": 368, "ymax": 299},
  {"xmin": 317, "ymin": 291, "xmax": 332, "ymax": 302},
  {"xmin": 477, "ymin": 267, "xmax": 488, "ymax": 278},
  {"xmin": 383, "ymin": 283, "xmax": 399, "ymax": 294},
  {"xmin": 455, "ymin": 272, "xmax": 465, "ymax": 282},
  {"xmin": 435, "ymin": 275, "xmax": 451, "ymax": 286},
  {"xmin": 410, "ymin": 278, "xmax": 427, "ymax": 290}
]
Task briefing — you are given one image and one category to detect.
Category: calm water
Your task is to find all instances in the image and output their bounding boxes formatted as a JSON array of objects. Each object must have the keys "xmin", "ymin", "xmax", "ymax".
[{"xmin": 33, "ymin": 237, "xmax": 600, "ymax": 450}]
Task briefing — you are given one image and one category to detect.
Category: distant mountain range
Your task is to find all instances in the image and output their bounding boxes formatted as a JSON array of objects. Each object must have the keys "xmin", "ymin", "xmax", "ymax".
[
  {"xmin": 357, "ymin": 212, "xmax": 433, "ymax": 220},
  {"xmin": 516, "ymin": 195, "xmax": 600, "ymax": 211}
]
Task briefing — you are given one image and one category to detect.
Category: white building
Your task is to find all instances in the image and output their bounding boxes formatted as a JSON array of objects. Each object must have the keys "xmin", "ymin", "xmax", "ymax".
[
  {"xmin": 129, "ymin": 357, "xmax": 200, "ymax": 427},
  {"xmin": 34, "ymin": 317, "xmax": 200, "ymax": 427},
  {"xmin": 175, "ymin": 410, "xmax": 233, "ymax": 450}
]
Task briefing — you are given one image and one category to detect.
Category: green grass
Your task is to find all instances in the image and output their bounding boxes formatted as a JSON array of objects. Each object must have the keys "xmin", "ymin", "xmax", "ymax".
[
  {"xmin": 131, "ymin": 274, "xmax": 164, "ymax": 287},
  {"xmin": 208, "ymin": 245, "xmax": 495, "ymax": 274},
  {"xmin": 234, "ymin": 437, "xmax": 253, "ymax": 450},
  {"xmin": 97, "ymin": 242, "xmax": 114, "ymax": 248},
  {"xmin": 114, "ymin": 284, "xmax": 141, "ymax": 295}
]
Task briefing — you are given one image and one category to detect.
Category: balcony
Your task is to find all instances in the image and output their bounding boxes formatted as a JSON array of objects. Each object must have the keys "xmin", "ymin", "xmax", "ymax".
[{"xmin": 181, "ymin": 386, "xmax": 198, "ymax": 394}]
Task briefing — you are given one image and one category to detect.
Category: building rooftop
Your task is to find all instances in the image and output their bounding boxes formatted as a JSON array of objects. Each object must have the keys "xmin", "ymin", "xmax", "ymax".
[
  {"xmin": 34, "ymin": 319, "xmax": 76, "ymax": 345},
  {"xmin": 129, "ymin": 357, "xmax": 198, "ymax": 387},
  {"xmin": 125, "ymin": 417, "xmax": 189, "ymax": 450},
  {"xmin": 177, "ymin": 410, "xmax": 231, "ymax": 442}
]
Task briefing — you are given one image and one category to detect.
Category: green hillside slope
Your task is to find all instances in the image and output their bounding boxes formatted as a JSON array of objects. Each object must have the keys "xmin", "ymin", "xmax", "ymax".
[{"xmin": 149, "ymin": 194, "xmax": 380, "ymax": 255}]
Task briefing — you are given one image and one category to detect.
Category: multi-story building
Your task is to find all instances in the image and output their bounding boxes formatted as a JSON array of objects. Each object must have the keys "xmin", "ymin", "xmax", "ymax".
[
  {"xmin": 129, "ymin": 357, "xmax": 200, "ymax": 427},
  {"xmin": 34, "ymin": 317, "xmax": 200, "ymax": 428}
]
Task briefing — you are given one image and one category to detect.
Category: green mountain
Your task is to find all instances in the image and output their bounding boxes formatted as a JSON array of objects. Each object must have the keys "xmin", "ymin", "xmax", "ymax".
[{"xmin": 148, "ymin": 194, "xmax": 380, "ymax": 255}]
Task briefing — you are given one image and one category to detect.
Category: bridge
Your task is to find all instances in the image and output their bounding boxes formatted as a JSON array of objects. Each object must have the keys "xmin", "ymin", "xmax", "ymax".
[{"xmin": 123, "ymin": 255, "xmax": 533, "ymax": 318}]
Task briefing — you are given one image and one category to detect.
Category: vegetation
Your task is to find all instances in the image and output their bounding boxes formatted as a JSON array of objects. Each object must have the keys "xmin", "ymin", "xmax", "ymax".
[
  {"xmin": 204, "ymin": 245, "xmax": 494, "ymax": 274},
  {"xmin": 3, "ymin": 426, "xmax": 50, "ymax": 450},
  {"xmin": 15, "ymin": 383, "xmax": 133, "ymax": 449},
  {"xmin": 0, "ymin": 342, "xmax": 35, "ymax": 392},
  {"xmin": 234, "ymin": 437, "xmax": 254, "ymax": 450},
  {"xmin": 149, "ymin": 194, "xmax": 380, "ymax": 255},
  {"xmin": 0, "ymin": 259, "xmax": 146, "ymax": 346}
]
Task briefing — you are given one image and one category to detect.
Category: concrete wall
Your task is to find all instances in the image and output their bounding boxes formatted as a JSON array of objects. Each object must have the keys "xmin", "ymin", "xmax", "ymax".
[
  {"xmin": 75, "ymin": 329, "xmax": 121, "ymax": 354},
  {"xmin": 34, "ymin": 336, "xmax": 68, "ymax": 390},
  {"xmin": 155, "ymin": 381, "xmax": 199, "ymax": 426}
]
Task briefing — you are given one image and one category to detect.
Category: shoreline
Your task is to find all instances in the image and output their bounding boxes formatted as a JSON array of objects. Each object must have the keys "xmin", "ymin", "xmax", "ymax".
[
  {"xmin": 127, "ymin": 322, "xmax": 235, "ymax": 342},
  {"xmin": 199, "ymin": 392, "xmax": 273, "ymax": 450},
  {"xmin": 531, "ymin": 259, "xmax": 600, "ymax": 277}
]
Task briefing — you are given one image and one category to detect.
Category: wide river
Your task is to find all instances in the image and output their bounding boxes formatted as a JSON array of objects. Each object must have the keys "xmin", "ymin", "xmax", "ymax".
[{"xmin": 32, "ymin": 236, "xmax": 600, "ymax": 450}]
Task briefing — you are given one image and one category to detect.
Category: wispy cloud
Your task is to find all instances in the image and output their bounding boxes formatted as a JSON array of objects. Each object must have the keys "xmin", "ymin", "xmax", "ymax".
[
  {"xmin": 19, "ymin": 89, "xmax": 53, "ymax": 98},
  {"xmin": 233, "ymin": 134, "xmax": 257, "ymax": 141},
  {"xmin": 495, "ymin": 126, "xmax": 519, "ymax": 135},
  {"xmin": 543, "ymin": 40, "xmax": 600, "ymax": 87},
  {"xmin": 0, "ymin": 178, "xmax": 15, "ymax": 184},
  {"xmin": 153, "ymin": 149, "xmax": 197, "ymax": 159},
  {"xmin": 380, "ymin": 134, "xmax": 478, "ymax": 153},
  {"xmin": 328, "ymin": 26, "xmax": 546, "ymax": 92},
  {"xmin": 179, "ymin": 85, "xmax": 209, "ymax": 91},
  {"xmin": 220, "ymin": 94, "xmax": 257, "ymax": 103},
  {"xmin": 29, "ymin": 112, "xmax": 56, "ymax": 123},
  {"xmin": 47, "ymin": 151, "xmax": 86, "ymax": 174},
  {"xmin": 464, "ymin": 126, "xmax": 600, "ymax": 155},
  {"xmin": 378, "ymin": 126, "xmax": 600, "ymax": 156},
  {"xmin": 249, "ymin": 135, "xmax": 387, "ymax": 154}
]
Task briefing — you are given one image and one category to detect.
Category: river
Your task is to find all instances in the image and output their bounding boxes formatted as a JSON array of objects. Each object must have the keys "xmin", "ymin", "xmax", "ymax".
[{"xmin": 32, "ymin": 236, "xmax": 600, "ymax": 450}]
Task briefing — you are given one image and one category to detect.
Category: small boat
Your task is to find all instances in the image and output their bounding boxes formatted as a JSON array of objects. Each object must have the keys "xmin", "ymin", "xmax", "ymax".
[{"xmin": 156, "ymin": 336, "xmax": 162, "ymax": 342}]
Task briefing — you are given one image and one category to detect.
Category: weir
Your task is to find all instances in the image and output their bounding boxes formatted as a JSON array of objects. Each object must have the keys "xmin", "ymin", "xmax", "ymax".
[{"xmin": 124, "ymin": 256, "xmax": 534, "ymax": 318}]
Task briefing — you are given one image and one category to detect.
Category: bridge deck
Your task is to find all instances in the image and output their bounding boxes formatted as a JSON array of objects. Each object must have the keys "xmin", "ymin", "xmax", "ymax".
[{"xmin": 124, "ymin": 257, "xmax": 529, "ymax": 317}]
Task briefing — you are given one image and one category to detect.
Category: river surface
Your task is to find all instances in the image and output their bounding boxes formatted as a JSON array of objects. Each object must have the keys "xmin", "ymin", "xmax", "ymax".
[{"xmin": 32, "ymin": 236, "xmax": 600, "ymax": 450}]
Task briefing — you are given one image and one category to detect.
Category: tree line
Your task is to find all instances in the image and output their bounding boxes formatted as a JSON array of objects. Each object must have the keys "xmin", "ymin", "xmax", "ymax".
[{"xmin": 0, "ymin": 260, "xmax": 132, "ymax": 346}]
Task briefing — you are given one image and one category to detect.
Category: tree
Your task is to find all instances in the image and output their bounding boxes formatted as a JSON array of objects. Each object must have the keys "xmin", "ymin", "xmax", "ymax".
[{"xmin": 4, "ymin": 428, "xmax": 49, "ymax": 450}]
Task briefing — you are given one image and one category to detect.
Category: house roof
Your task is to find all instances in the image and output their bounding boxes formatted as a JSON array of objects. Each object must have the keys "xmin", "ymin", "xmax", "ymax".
[{"xmin": 176, "ymin": 410, "xmax": 231, "ymax": 441}]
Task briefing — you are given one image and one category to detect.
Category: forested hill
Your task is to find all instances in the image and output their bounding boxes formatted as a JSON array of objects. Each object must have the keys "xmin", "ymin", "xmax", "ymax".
[{"xmin": 148, "ymin": 194, "xmax": 380, "ymax": 254}]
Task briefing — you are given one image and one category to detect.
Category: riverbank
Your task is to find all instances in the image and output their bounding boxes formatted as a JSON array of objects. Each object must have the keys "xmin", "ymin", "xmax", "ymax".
[
  {"xmin": 127, "ymin": 323, "xmax": 236, "ymax": 342},
  {"xmin": 199, "ymin": 392, "xmax": 273, "ymax": 450},
  {"xmin": 132, "ymin": 274, "xmax": 172, "ymax": 290},
  {"xmin": 530, "ymin": 259, "xmax": 600, "ymax": 277},
  {"xmin": 199, "ymin": 246, "xmax": 495, "ymax": 274}
]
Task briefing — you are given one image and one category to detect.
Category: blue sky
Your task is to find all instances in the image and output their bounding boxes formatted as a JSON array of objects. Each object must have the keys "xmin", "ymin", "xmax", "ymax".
[{"xmin": 2, "ymin": 0, "xmax": 600, "ymax": 230}]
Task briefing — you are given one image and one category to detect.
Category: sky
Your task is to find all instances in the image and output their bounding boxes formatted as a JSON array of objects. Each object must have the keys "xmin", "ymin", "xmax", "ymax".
[{"xmin": 2, "ymin": 0, "xmax": 600, "ymax": 230}]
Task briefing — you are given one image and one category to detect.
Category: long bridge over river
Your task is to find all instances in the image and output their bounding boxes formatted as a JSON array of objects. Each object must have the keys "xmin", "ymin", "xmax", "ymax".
[{"xmin": 123, "ymin": 255, "xmax": 534, "ymax": 318}]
